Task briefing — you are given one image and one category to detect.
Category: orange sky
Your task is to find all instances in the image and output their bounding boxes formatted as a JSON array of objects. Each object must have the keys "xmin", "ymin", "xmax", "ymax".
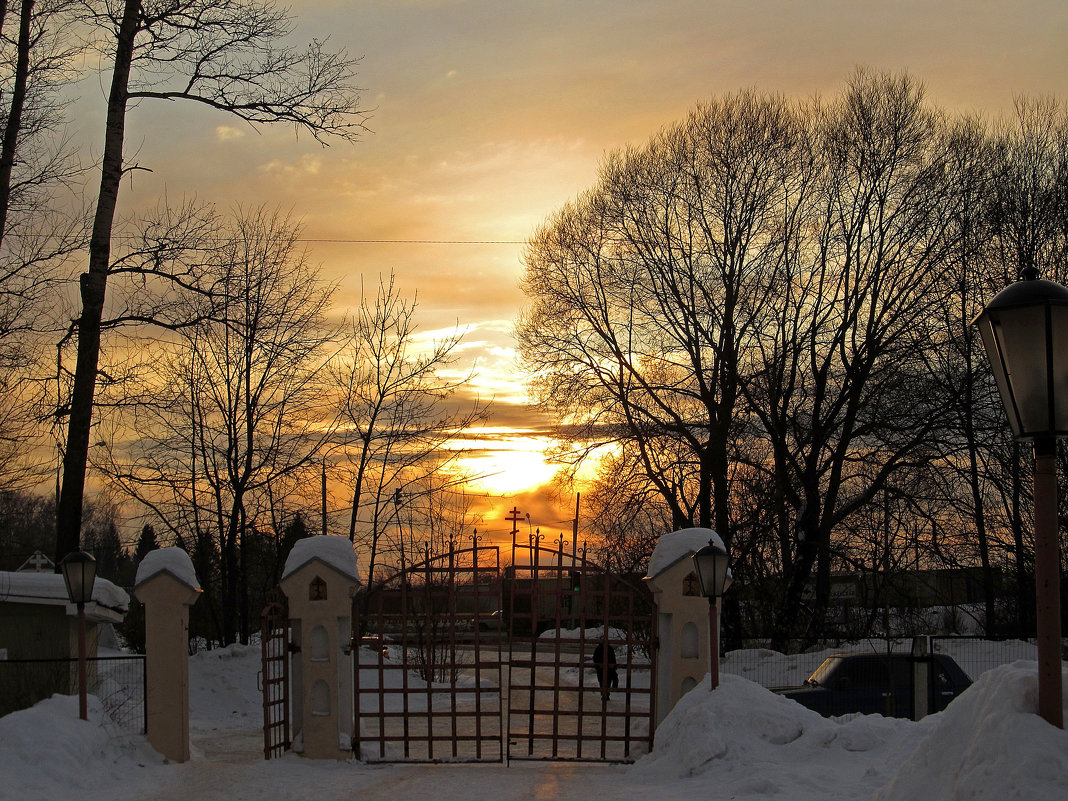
[{"xmin": 80, "ymin": 0, "xmax": 1068, "ymax": 542}]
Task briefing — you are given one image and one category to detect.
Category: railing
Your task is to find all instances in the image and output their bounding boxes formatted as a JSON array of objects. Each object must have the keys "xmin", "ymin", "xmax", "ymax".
[
  {"xmin": 0, "ymin": 655, "xmax": 146, "ymax": 732},
  {"xmin": 930, "ymin": 635, "xmax": 1040, "ymax": 681}
]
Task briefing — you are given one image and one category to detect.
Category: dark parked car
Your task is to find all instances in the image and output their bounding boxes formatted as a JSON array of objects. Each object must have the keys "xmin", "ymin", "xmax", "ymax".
[{"xmin": 777, "ymin": 652, "xmax": 972, "ymax": 718}]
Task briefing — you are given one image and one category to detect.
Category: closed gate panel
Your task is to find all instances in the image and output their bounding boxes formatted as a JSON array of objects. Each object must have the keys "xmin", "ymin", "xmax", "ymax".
[
  {"xmin": 507, "ymin": 540, "xmax": 657, "ymax": 762},
  {"xmin": 353, "ymin": 541, "xmax": 503, "ymax": 762}
]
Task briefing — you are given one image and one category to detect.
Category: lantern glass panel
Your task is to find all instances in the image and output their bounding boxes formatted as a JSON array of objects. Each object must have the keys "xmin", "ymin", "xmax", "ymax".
[
  {"xmin": 993, "ymin": 305, "xmax": 1049, "ymax": 435},
  {"xmin": 60, "ymin": 551, "xmax": 97, "ymax": 606}
]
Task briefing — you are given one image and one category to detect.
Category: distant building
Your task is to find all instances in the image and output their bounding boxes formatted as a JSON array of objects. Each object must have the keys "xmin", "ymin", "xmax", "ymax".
[{"xmin": 0, "ymin": 568, "xmax": 129, "ymax": 661}]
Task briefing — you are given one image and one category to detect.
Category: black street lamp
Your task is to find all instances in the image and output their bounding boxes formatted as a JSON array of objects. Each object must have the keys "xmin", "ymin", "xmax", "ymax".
[
  {"xmin": 59, "ymin": 550, "xmax": 97, "ymax": 721},
  {"xmin": 691, "ymin": 540, "xmax": 731, "ymax": 690},
  {"xmin": 974, "ymin": 269, "xmax": 1068, "ymax": 729}
]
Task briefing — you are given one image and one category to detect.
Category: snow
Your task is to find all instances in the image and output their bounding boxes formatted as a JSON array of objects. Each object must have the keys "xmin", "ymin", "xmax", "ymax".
[
  {"xmin": 0, "ymin": 570, "xmax": 129, "ymax": 614},
  {"xmin": 638, "ymin": 673, "xmax": 915, "ymax": 796},
  {"xmin": 3, "ymin": 641, "xmax": 1068, "ymax": 800},
  {"xmin": 281, "ymin": 535, "xmax": 361, "ymax": 583},
  {"xmin": 134, "ymin": 548, "xmax": 200, "ymax": 591},
  {"xmin": 646, "ymin": 526, "xmax": 725, "ymax": 580},
  {"xmin": 874, "ymin": 662, "xmax": 1068, "ymax": 801}
]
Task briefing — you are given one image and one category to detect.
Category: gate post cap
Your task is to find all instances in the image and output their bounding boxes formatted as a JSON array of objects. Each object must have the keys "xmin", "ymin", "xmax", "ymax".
[
  {"xmin": 282, "ymin": 536, "xmax": 361, "ymax": 584},
  {"xmin": 133, "ymin": 547, "xmax": 201, "ymax": 602},
  {"xmin": 646, "ymin": 527, "xmax": 725, "ymax": 581}
]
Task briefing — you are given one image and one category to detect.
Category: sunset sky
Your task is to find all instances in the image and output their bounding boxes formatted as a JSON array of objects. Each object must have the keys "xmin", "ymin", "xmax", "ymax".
[{"xmin": 83, "ymin": 0, "xmax": 1068, "ymax": 541}]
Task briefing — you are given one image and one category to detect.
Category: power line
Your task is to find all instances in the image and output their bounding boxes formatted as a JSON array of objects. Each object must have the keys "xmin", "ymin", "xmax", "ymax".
[{"xmin": 297, "ymin": 238, "xmax": 525, "ymax": 245}]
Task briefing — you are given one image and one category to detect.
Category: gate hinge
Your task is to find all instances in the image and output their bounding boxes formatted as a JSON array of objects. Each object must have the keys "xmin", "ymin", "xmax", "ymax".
[{"xmin": 288, "ymin": 641, "xmax": 301, "ymax": 654}]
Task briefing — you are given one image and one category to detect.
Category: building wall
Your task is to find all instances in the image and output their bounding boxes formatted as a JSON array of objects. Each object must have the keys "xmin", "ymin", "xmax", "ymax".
[{"xmin": 0, "ymin": 603, "xmax": 99, "ymax": 660}]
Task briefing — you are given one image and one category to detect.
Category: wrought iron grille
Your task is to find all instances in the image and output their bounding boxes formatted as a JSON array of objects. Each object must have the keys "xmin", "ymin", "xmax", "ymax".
[
  {"xmin": 260, "ymin": 587, "xmax": 291, "ymax": 759},
  {"xmin": 506, "ymin": 538, "xmax": 657, "ymax": 762},
  {"xmin": 353, "ymin": 538, "xmax": 503, "ymax": 762}
]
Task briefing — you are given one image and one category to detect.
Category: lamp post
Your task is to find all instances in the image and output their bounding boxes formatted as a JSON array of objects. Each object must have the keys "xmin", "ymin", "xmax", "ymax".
[
  {"xmin": 974, "ymin": 268, "xmax": 1068, "ymax": 729},
  {"xmin": 59, "ymin": 550, "xmax": 97, "ymax": 721},
  {"xmin": 691, "ymin": 540, "xmax": 731, "ymax": 690}
]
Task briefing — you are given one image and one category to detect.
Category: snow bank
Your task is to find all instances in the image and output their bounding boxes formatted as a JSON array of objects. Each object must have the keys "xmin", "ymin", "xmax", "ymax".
[
  {"xmin": 188, "ymin": 644, "xmax": 264, "ymax": 731},
  {"xmin": 538, "ymin": 626, "xmax": 628, "ymax": 641},
  {"xmin": 0, "ymin": 694, "xmax": 162, "ymax": 798},
  {"xmin": 721, "ymin": 646, "xmax": 829, "ymax": 688},
  {"xmin": 636, "ymin": 673, "xmax": 913, "ymax": 794},
  {"xmin": 874, "ymin": 661, "xmax": 1068, "ymax": 801},
  {"xmin": 646, "ymin": 527, "xmax": 725, "ymax": 580},
  {"xmin": 135, "ymin": 547, "xmax": 200, "ymax": 591}
]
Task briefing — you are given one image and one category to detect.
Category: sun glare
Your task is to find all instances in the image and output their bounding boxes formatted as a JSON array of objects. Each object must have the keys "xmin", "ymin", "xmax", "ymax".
[{"xmin": 448, "ymin": 430, "xmax": 560, "ymax": 495}]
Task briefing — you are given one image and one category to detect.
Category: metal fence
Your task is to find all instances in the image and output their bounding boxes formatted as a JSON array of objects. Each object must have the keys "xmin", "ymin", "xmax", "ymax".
[
  {"xmin": 720, "ymin": 636, "xmax": 1045, "ymax": 690},
  {"xmin": 0, "ymin": 655, "xmax": 146, "ymax": 732}
]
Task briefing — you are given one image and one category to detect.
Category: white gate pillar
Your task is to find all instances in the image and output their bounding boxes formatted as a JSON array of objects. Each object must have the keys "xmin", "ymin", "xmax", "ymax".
[
  {"xmin": 133, "ymin": 548, "xmax": 202, "ymax": 763},
  {"xmin": 279, "ymin": 536, "xmax": 361, "ymax": 760},
  {"xmin": 645, "ymin": 527, "xmax": 726, "ymax": 726}
]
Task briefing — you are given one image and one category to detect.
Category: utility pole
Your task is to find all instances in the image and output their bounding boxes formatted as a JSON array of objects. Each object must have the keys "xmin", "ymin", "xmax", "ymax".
[
  {"xmin": 506, "ymin": 507, "xmax": 523, "ymax": 550},
  {"xmin": 572, "ymin": 493, "xmax": 580, "ymax": 559}
]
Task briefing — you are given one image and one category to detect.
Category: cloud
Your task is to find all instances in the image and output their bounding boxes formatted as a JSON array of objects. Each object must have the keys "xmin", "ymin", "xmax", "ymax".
[
  {"xmin": 215, "ymin": 126, "xmax": 246, "ymax": 141},
  {"xmin": 258, "ymin": 153, "xmax": 324, "ymax": 178}
]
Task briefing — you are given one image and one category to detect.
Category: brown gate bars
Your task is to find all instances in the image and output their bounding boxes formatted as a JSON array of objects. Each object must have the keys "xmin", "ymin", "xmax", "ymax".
[{"xmin": 265, "ymin": 535, "xmax": 657, "ymax": 764}]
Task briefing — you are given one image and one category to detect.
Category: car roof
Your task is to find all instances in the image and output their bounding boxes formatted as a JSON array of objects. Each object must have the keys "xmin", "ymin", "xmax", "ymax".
[{"xmin": 825, "ymin": 651, "xmax": 912, "ymax": 659}]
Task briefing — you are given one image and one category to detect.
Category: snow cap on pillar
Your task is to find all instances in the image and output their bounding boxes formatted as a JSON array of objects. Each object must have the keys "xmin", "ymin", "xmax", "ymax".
[
  {"xmin": 282, "ymin": 535, "xmax": 361, "ymax": 584},
  {"xmin": 134, "ymin": 547, "xmax": 201, "ymax": 592},
  {"xmin": 646, "ymin": 527, "xmax": 725, "ymax": 581}
]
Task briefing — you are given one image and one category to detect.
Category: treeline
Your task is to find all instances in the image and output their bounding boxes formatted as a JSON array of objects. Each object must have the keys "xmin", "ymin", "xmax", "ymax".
[
  {"xmin": 519, "ymin": 69, "xmax": 1068, "ymax": 644},
  {"xmin": 0, "ymin": 489, "xmax": 312, "ymax": 650}
]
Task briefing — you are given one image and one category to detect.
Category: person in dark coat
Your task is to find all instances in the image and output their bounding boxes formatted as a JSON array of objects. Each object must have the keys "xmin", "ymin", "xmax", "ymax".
[{"xmin": 593, "ymin": 642, "xmax": 618, "ymax": 701}]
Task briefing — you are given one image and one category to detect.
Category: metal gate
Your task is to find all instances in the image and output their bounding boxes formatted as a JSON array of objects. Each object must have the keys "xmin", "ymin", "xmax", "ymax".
[
  {"xmin": 506, "ymin": 537, "xmax": 656, "ymax": 762},
  {"xmin": 260, "ymin": 587, "xmax": 291, "ymax": 759},
  {"xmin": 352, "ymin": 538, "xmax": 503, "ymax": 762},
  {"xmin": 265, "ymin": 536, "xmax": 658, "ymax": 764}
]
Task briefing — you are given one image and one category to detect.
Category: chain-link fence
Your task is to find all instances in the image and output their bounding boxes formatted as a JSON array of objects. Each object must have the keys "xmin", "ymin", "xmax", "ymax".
[
  {"xmin": 0, "ymin": 655, "xmax": 145, "ymax": 732},
  {"xmin": 720, "ymin": 636, "xmax": 1046, "ymax": 690}
]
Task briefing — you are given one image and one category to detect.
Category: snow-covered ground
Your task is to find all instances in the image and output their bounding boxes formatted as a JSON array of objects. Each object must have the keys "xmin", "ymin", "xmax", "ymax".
[{"xmin": 2, "ymin": 642, "xmax": 1067, "ymax": 801}]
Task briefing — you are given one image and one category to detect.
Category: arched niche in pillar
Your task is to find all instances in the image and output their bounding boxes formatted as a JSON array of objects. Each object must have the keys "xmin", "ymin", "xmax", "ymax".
[
  {"xmin": 680, "ymin": 621, "xmax": 699, "ymax": 659},
  {"xmin": 310, "ymin": 625, "xmax": 330, "ymax": 662},
  {"xmin": 310, "ymin": 679, "xmax": 330, "ymax": 717}
]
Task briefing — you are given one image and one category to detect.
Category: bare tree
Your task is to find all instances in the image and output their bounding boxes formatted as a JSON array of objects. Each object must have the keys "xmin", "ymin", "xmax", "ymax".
[
  {"xmin": 97, "ymin": 206, "xmax": 337, "ymax": 644},
  {"xmin": 744, "ymin": 71, "xmax": 963, "ymax": 641},
  {"xmin": 55, "ymin": 0, "xmax": 366, "ymax": 563},
  {"xmin": 519, "ymin": 71, "xmax": 1004, "ymax": 642},
  {"xmin": 519, "ymin": 90, "xmax": 809, "ymax": 550},
  {"xmin": 0, "ymin": 0, "xmax": 86, "ymax": 492},
  {"xmin": 330, "ymin": 273, "xmax": 488, "ymax": 583}
]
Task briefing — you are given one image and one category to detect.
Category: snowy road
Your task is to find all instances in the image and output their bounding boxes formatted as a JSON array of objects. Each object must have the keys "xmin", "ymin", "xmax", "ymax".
[{"xmin": 119, "ymin": 726, "xmax": 662, "ymax": 801}]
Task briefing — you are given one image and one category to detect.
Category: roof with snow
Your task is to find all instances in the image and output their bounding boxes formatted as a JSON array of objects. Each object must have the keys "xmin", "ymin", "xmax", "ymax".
[
  {"xmin": 0, "ymin": 570, "xmax": 129, "ymax": 622},
  {"xmin": 135, "ymin": 547, "xmax": 201, "ymax": 592},
  {"xmin": 281, "ymin": 536, "xmax": 361, "ymax": 583},
  {"xmin": 645, "ymin": 527, "xmax": 725, "ymax": 581}
]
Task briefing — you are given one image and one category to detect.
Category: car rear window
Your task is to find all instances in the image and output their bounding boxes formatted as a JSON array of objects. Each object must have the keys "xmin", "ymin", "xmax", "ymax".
[{"xmin": 837, "ymin": 656, "xmax": 911, "ymax": 689}]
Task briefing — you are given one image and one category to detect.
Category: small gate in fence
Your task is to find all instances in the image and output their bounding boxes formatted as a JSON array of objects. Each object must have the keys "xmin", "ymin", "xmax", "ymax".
[{"xmin": 260, "ymin": 587, "xmax": 291, "ymax": 760}]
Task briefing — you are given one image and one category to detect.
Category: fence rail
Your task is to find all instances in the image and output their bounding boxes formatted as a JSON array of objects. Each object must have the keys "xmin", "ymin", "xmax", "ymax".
[{"xmin": 0, "ymin": 655, "xmax": 146, "ymax": 732}]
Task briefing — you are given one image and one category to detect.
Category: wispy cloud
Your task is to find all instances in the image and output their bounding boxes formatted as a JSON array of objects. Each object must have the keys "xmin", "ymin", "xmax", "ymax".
[{"xmin": 215, "ymin": 126, "xmax": 246, "ymax": 141}]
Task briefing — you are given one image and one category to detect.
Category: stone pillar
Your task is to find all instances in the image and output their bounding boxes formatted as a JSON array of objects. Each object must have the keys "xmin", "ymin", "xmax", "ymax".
[
  {"xmin": 645, "ymin": 527, "xmax": 724, "ymax": 726},
  {"xmin": 279, "ymin": 536, "xmax": 360, "ymax": 760},
  {"xmin": 132, "ymin": 548, "xmax": 201, "ymax": 763}
]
